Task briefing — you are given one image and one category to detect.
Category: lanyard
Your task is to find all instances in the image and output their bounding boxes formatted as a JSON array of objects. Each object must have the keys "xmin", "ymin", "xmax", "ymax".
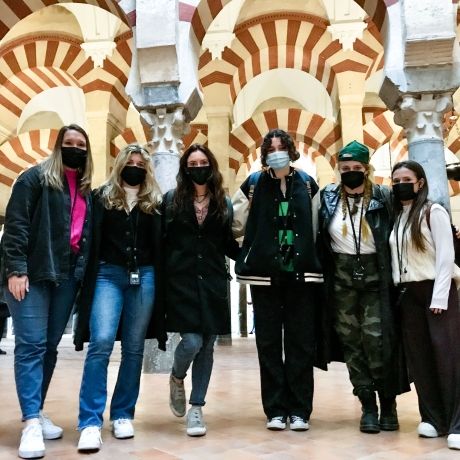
[
  {"xmin": 394, "ymin": 212, "xmax": 410, "ymax": 283},
  {"xmin": 345, "ymin": 196, "xmax": 364, "ymax": 258},
  {"xmin": 127, "ymin": 207, "xmax": 140, "ymax": 270}
]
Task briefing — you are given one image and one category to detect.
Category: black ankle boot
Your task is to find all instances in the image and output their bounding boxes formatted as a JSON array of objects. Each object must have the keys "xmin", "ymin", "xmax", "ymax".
[
  {"xmin": 378, "ymin": 393, "xmax": 399, "ymax": 431},
  {"xmin": 358, "ymin": 390, "xmax": 380, "ymax": 433}
]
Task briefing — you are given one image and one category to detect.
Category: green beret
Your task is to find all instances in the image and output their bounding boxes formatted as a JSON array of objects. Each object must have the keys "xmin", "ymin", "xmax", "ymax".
[{"xmin": 338, "ymin": 140, "xmax": 369, "ymax": 164}]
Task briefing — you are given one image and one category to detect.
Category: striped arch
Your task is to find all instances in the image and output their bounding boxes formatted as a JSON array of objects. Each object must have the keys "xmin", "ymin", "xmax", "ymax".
[
  {"xmin": 0, "ymin": 129, "xmax": 58, "ymax": 186},
  {"xmin": 199, "ymin": 13, "xmax": 382, "ymax": 104},
  {"xmin": 0, "ymin": 0, "xmax": 131, "ymax": 40},
  {"xmin": 363, "ymin": 110, "xmax": 402, "ymax": 152},
  {"xmin": 110, "ymin": 125, "xmax": 152, "ymax": 158},
  {"xmin": 0, "ymin": 34, "xmax": 132, "ymax": 134},
  {"xmin": 183, "ymin": 124, "xmax": 208, "ymax": 151},
  {"xmin": 229, "ymin": 108, "xmax": 341, "ymax": 173},
  {"xmin": 190, "ymin": 0, "xmax": 395, "ymax": 46}
]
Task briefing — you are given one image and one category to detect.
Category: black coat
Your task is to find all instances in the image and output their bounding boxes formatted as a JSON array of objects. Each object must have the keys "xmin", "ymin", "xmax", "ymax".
[
  {"xmin": 163, "ymin": 192, "xmax": 239, "ymax": 334},
  {"xmin": 318, "ymin": 183, "xmax": 410, "ymax": 396},
  {"xmin": 1, "ymin": 165, "xmax": 92, "ymax": 284},
  {"xmin": 73, "ymin": 188, "xmax": 167, "ymax": 351}
]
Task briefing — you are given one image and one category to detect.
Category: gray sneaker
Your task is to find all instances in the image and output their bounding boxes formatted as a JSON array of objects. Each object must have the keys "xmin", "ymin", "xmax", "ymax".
[
  {"xmin": 169, "ymin": 374, "xmax": 186, "ymax": 417},
  {"xmin": 186, "ymin": 406, "xmax": 206, "ymax": 437}
]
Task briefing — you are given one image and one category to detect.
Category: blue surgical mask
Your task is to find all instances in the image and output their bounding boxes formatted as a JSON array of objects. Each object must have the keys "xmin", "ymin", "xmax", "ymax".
[{"xmin": 266, "ymin": 151, "xmax": 290, "ymax": 170}]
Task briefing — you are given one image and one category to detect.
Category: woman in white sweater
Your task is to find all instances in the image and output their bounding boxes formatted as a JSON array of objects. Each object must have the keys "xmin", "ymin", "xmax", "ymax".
[{"xmin": 389, "ymin": 160, "xmax": 460, "ymax": 451}]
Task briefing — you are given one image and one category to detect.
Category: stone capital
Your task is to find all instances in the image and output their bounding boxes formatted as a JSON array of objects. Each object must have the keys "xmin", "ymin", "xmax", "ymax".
[
  {"xmin": 327, "ymin": 21, "xmax": 367, "ymax": 51},
  {"xmin": 80, "ymin": 41, "xmax": 116, "ymax": 68},
  {"xmin": 141, "ymin": 107, "xmax": 190, "ymax": 156},
  {"xmin": 394, "ymin": 93, "xmax": 453, "ymax": 143}
]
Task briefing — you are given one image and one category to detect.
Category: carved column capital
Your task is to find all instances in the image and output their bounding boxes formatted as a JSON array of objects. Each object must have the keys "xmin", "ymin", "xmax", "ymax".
[{"xmin": 394, "ymin": 93, "xmax": 453, "ymax": 143}]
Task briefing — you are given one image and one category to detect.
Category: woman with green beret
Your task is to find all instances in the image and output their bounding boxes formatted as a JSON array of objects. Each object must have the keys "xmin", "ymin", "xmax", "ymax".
[{"xmin": 318, "ymin": 140, "xmax": 409, "ymax": 434}]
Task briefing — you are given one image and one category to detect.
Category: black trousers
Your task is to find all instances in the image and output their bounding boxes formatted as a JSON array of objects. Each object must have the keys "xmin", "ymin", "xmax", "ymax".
[
  {"xmin": 250, "ymin": 281, "xmax": 317, "ymax": 420},
  {"xmin": 400, "ymin": 280, "xmax": 460, "ymax": 434}
]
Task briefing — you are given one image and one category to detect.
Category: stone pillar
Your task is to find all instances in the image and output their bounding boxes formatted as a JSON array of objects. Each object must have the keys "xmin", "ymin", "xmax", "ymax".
[
  {"xmin": 206, "ymin": 107, "xmax": 232, "ymax": 191},
  {"xmin": 336, "ymin": 72, "xmax": 365, "ymax": 145},
  {"xmin": 85, "ymin": 112, "xmax": 118, "ymax": 186},
  {"xmin": 142, "ymin": 107, "xmax": 187, "ymax": 193},
  {"xmin": 394, "ymin": 93, "xmax": 453, "ymax": 210},
  {"xmin": 140, "ymin": 106, "xmax": 189, "ymax": 373}
]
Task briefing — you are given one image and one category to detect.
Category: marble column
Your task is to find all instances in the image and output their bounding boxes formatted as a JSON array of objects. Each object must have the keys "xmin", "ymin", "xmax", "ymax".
[
  {"xmin": 394, "ymin": 93, "xmax": 452, "ymax": 211},
  {"xmin": 206, "ymin": 107, "xmax": 232, "ymax": 192},
  {"xmin": 140, "ymin": 106, "xmax": 189, "ymax": 373},
  {"xmin": 86, "ymin": 112, "xmax": 120, "ymax": 187},
  {"xmin": 337, "ymin": 72, "xmax": 366, "ymax": 145}
]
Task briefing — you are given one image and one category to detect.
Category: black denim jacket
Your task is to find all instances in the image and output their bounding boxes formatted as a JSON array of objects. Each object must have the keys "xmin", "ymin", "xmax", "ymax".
[{"xmin": 1, "ymin": 165, "xmax": 92, "ymax": 284}]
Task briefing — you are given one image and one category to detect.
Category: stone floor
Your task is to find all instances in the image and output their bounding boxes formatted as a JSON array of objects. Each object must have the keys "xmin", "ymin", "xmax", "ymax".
[{"xmin": 0, "ymin": 336, "xmax": 457, "ymax": 459}]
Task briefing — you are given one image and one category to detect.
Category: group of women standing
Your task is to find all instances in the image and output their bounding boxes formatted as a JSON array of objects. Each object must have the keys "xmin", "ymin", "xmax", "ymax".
[{"xmin": 1, "ymin": 124, "xmax": 460, "ymax": 459}]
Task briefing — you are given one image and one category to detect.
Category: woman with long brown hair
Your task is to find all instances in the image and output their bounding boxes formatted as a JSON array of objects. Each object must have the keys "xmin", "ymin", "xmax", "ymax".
[
  {"xmin": 166, "ymin": 144, "xmax": 239, "ymax": 437},
  {"xmin": 390, "ymin": 160, "xmax": 460, "ymax": 450}
]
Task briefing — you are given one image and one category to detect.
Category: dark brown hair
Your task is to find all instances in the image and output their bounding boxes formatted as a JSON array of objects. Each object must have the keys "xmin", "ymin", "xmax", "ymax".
[
  {"xmin": 392, "ymin": 160, "xmax": 429, "ymax": 252},
  {"xmin": 173, "ymin": 143, "xmax": 227, "ymax": 220},
  {"xmin": 260, "ymin": 129, "xmax": 300, "ymax": 167}
]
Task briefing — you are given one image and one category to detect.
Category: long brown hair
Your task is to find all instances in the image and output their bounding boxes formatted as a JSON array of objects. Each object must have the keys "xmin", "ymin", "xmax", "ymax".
[
  {"xmin": 392, "ymin": 160, "xmax": 429, "ymax": 252},
  {"xmin": 40, "ymin": 124, "xmax": 93, "ymax": 195},
  {"xmin": 173, "ymin": 144, "xmax": 227, "ymax": 220}
]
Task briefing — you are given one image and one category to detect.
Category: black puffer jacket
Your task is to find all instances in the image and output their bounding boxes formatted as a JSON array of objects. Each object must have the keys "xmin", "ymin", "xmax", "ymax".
[
  {"xmin": 318, "ymin": 183, "xmax": 410, "ymax": 396},
  {"xmin": 1, "ymin": 165, "xmax": 91, "ymax": 284}
]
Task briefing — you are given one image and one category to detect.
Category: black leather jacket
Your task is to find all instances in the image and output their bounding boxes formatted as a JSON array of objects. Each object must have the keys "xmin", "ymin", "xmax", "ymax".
[
  {"xmin": 319, "ymin": 182, "xmax": 410, "ymax": 396},
  {"xmin": 1, "ymin": 165, "xmax": 92, "ymax": 284}
]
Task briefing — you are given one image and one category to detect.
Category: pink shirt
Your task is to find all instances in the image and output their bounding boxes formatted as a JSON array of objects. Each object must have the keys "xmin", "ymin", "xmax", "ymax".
[{"xmin": 65, "ymin": 169, "xmax": 87, "ymax": 254}]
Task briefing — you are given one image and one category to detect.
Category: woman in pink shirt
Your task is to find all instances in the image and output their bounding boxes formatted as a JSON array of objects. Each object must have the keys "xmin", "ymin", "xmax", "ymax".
[{"xmin": 1, "ymin": 124, "xmax": 93, "ymax": 459}]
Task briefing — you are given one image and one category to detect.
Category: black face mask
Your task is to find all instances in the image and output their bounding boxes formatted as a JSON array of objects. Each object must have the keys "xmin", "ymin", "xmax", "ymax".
[
  {"xmin": 61, "ymin": 146, "xmax": 87, "ymax": 169},
  {"xmin": 121, "ymin": 166, "xmax": 147, "ymax": 186},
  {"xmin": 341, "ymin": 170, "xmax": 365, "ymax": 190},
  {"xmin": 187, "ymin": 166, "xmax": 212, "ymax": 185},
  {"xmin": 393, "ymin": 182, "xmax": 418, "ymax": 201}
]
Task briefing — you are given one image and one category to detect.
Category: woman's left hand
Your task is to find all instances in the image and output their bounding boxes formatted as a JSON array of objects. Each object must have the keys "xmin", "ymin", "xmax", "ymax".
[{"xmin": 430, "ymin": 307, "xmax": 444, "ymax": 315}]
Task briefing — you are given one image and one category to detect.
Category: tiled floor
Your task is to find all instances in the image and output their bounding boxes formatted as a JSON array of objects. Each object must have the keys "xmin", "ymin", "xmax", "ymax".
[{"xmin": 0, "ymin": 336, "xmax": 457, "ymax": 459}]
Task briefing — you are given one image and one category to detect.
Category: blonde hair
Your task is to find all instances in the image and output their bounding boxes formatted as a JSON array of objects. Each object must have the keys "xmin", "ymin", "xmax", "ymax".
[
  {"xmin": 100, "ymin": 144, "xmax": 161, "ymax": 214},
  {"xmin": 339, "ymin": 163, "xmax": 373, "ymax": 241},
  {"xmin": 40, "ymin": 124, "xmax": 93, "ymax": 195}
]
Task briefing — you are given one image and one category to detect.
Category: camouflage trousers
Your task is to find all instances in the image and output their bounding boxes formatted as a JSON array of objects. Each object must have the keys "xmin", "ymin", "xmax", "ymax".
[{"xmin": 333, "ymin": 253, "xmax": 384, "ymax": 396}]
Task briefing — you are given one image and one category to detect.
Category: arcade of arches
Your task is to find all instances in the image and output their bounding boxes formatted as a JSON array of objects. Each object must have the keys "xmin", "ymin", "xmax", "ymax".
[{"xmin": 1, "ymin": 0, "xmax": 460, "ymax": 221}]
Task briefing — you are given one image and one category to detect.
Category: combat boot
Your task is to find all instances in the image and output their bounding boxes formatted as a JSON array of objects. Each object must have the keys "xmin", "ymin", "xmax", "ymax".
[
  {"xmin": 378, "ymin": 392, "xmax": 399, "ymax": 431},
  {"xmin": 357, "ymin": 389, "xmax": 380, "ymax": 433}
]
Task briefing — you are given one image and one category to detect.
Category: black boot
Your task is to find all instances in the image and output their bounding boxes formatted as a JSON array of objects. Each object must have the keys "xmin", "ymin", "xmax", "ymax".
[
  {"xmin": 358, "ymin": 389, "xmax": 380, "ymax": 433},
  {"xmin": 378, "ymin": 393, "xmax": 399, "ymax": 431}
]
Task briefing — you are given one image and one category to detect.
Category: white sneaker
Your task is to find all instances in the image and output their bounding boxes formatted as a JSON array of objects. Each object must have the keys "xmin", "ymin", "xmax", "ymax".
[
  {"xmin": 448, "ymin": 434, "xmax": 460, "ymax": 450},
  {"xmin": 78, "ymin": 426, "xmax": 102, "ymax": 452},
  {"xmin": 266, "ymin": 416, "xmax": 286, "ymax": 431},
  {"xmin": 39, "ymin": 412, "xmax": 63, "ymax": 440},
  {"xmin": 417, "ymin": 422, "xmax": 438, "ymax": 438},
  {"xmin": 112, "ymin": 418, "xmax": 134, "ymax": 439},
  {"xmin": 18, "ymin": 423, "xmax": 45, "ymax": 459},
  {"xmin": 289, "ymin": 415, "xmax": 309, "ymax": 431}
]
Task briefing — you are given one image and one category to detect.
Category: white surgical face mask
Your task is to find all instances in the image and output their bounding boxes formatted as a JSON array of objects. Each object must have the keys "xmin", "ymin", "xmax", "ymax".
[{"xmin": 266, "ymin": 151, "xmax": 290, "ymax": 170}]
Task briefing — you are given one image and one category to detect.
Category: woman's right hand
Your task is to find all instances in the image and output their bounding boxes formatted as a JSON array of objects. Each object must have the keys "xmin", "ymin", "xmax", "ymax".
[{"xmin": 8, "ymin": 275, "xmax": 29, "ymax": 301}]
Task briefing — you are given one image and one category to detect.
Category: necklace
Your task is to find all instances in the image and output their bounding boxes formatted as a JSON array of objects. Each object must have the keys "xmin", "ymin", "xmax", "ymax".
[{"xmin": 194, "ymin": 193, "xmax": 208, "ymax": 204}]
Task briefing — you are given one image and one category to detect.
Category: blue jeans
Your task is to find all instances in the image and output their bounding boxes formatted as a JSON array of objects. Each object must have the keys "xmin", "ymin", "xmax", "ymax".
[
  {"xmin": 78, "ymin": 263, "xmax": 155, "ymax": 429},
  {"xmin": 5, "ymin": 274, "xmax": 79, "ymax": 420},
  {"xmin": 172, "ymin": 333, "xmax": 216, "ymax": 406}
]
